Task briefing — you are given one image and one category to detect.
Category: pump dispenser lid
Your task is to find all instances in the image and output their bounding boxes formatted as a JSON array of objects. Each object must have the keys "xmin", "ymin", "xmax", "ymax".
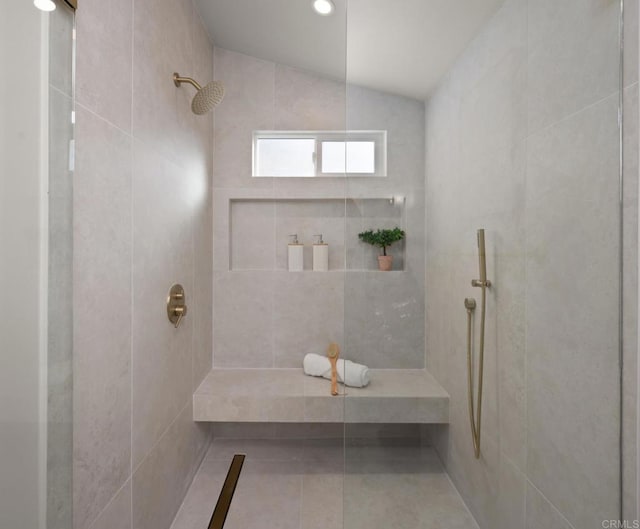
[
  {"xmin": 289, "ymin": 234, "xmax": 302, "ymax": 245},
  {"xmin": 313, "ymin": 234, "xmax": 326, "ymax": 245}
]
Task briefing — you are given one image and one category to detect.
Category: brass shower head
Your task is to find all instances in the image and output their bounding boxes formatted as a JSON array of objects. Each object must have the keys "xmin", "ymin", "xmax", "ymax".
[{"xmin": 173, "ymin": 72, "xmax": 225, "ymax": 115}]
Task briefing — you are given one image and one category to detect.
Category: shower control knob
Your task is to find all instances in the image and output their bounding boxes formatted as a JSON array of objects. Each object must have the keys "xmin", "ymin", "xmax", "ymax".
[{"xmin": 167, "ymin": 284, "xmax": 188, "ymax": 329}]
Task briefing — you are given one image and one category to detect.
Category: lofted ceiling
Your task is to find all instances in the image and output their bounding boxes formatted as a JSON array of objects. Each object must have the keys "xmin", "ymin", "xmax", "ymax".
[{"xmin": 195, "ymin": 0, "xmax": 505, "ymax": 101}]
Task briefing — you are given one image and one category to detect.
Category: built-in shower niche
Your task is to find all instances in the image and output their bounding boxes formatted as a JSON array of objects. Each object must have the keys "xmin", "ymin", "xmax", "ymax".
[{"xmin": 229, "ymin": 197, "xmax": 406, "ymax": 271}]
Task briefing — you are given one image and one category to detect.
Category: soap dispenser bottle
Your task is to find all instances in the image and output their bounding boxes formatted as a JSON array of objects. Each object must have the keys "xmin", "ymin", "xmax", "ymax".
[
  {"xmin": 288, "ymin": 234, "xmax": 304, "ymax": 271},
  {"xmin": 312, "ymin": 234, "xmax": 329, "ymax": 271}
]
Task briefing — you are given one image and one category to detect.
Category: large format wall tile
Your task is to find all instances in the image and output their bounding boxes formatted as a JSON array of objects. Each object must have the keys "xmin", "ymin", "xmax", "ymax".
[
  {"xmin": 525, "ymin": 96, "xmax": 620, "ymax": 528},
  {"xmin": 75, "ymin": 0, "xmax": 214, "ymax": 527},
  {"xmin": 273, "ymin": 272, "xmax": 345, "ymax": 367},
  {"xmin": 230, "ymin": 200, "xmax": 276, "ymax": 270},
  {"xmin": 625, "ymin": 0, "xmax": 639, "ymax": 88},
  {"xmin": 213, "ymin": 271, "xmax": 275, "ymax": 367},
  {"xmin": 622, "ymin": 83, "xmax": 638, "ymax": 521},
  {"xmin": 74, "ymin": 106, "xmax": 133, "ymax": 529},
  {"xmin": 132, "ymin": 0, "xmax": 195, "ymax": 168},
  {"xmin": 495, "ymin": 457, "xmax": 525, "ymax": 529},
  {"xmin": 275, "ymin": 64, "xmax": 346, "ymax": 130},
  {"xmin": 345, "ymin": 271, "xmax": 425, "ymax": 369},
  {"xmin": 213, "ymin": 48, "xmax": 275, "ymax": 189},
  {"xmin": 76, "ymin": 0, "xmax": 133, "ymax": 133},
  {"xmin": 423, "ymin": 0, "xmax": 629, "ymax": 527},
  {"xmin": 132, "ymin": 141, "xmax": 195, "ymax": 467},
  {"xmin": 527, "ymin": 0, "xmax": 620, "ymax": 134},
  {"xmin": 133, "ymin": 404, "xmax": 204, "ymax": 529},
  {"xmin": 525, "ymin": 483, "xmax": 573, "ymax": 529},
  {"xmin": 212, "ymin": 49, "xmax": 427, "ymax": 371},
  {"xmin": 193, "ymin": 186, "xmax": 213, "ymax": 390},
  {"xmin": 89, "ymin": 480, "xmax": 132, "ymax": 529}
]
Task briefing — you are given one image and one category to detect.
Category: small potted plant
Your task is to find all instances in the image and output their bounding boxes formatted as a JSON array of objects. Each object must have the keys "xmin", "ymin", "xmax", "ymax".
[{"xmin": 358, "ymin": 227, "xmax": 405, "ymax": 271}]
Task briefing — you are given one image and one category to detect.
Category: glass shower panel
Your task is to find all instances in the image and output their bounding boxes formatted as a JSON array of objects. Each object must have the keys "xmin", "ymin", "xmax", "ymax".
[
  {"xmin": 0, "ymin": 1, "xmax": 74, "ymax": 528},
  {"xmin": 47, "ymin": 2, "xmax": 75, "ymax": 528},
  {"xmin": 343, "ymin": 0, "xmax": 624, "ymax": 528}
]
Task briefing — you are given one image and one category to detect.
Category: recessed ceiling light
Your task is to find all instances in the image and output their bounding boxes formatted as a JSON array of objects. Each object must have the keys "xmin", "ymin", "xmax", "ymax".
[
  {"xmin": 313, "ymin": 0, "xmax": 335, "ymax": 16},
  {"xmin": 34, "ymin": 0, "xmax": 56, "ymax": 11}
]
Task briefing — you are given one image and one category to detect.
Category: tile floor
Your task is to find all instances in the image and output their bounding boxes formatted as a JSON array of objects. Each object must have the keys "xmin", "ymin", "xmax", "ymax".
[{"xmin": 171, "ymin": 437, "xmax": 479, "ymax": 529}]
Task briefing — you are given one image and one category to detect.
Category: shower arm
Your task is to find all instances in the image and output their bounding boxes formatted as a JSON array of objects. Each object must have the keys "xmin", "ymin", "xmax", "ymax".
[{"xmin": 173, "ymin": 74, "xmax": 202, "ymax": 91}]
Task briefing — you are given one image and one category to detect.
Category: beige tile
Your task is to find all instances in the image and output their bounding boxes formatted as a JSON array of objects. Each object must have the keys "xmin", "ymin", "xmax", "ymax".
[
  {"xmin": 132, "ymin": 141, "xmax": 194, "ymax": 467},
  {"xmin": 273, "ymin": 271, "xmax": 345, "ymax": 367},
  {"xmin": 193, "ymin": 187, "xmax": 213, "ymax": 390},
  {"xmin": 625, "ymin": 0, "xmax": 639, "ymax": 88},
  {"xmin": 527, "ymin": 0, "xmax": 620, "ymax": 134},
  {"xmin": 132, "ymin": 0, "xmax": 195, "ymax": 168},
  {"xmin": 189, "ymin": 3, "xmax": 215, "ymax": 175},
  {"xmin": 275, "ymin": 64, "xmax": 346, "ymax": 130},
  {"xmin": 230, "ymin": 200, "xmax": 275, "ymax": 270},
  {"xmin": 525, "ymin": 96, "xmax": 620, "ymax": 528},
  {"xmin": 275, "ymin": 423, "xmax": 344, "ymax": 439},
  {"xmin": 212, "ymin": 271, "xmax": 274, "ymax": 367},
  {"xmin": 624, "ymin": 84, "xmax": 639, "ymax": 210},
  {"xmin": 302, "ymin": 474, "xmax": 343, "ymax": 529},
  {"xmin": 73, "ymin": 107, "xmax": 132, "ymax": 529},
  {"xmin": 213, "ymin": 48, "xmax": 275, "ymax": 189},
  {"xmin": 525, "ymin": 483, "xmax": 573, "ymax": 529},
  {"xmin": 622, "ymin": 84, "xmax": 638, "ymax": 520},
  {"xmin": 344, "ymin": 271, "xmax": 425, "ymax": 369},
  {"xmin": 212, "ymin": 422, "xmax": 277, "ymax": 440},
  {"xmin": 170, "ymin": 460, "xmax": 227, "ymax": 529},
  {"xmin": 495, "ymin": 457, "xmax": 525, "ymax": 529},
  {"xmin": 208, "ymin": 438, "xmax": 305, "ymax": 462},
  {"xmin": 223, "ymin": 460, "xmax": 302, "ymax": 529},
  {"xmin": 343, "ymin": 448, "xmax": 479, "ymax": 529},
  {"xmin": 76, "ymin": 0, "xmax": 133, "ymax": 132},
  {"xmin": 89, "ymin": 480, "xmax": 132, "ymax": 529},
  {"xmin": 213, "ymin": 191, "xmax": 231, "ymax": 271},
  {"xmin": 133, "ymin": 404, "xmax": 202, "ymax": 529}
]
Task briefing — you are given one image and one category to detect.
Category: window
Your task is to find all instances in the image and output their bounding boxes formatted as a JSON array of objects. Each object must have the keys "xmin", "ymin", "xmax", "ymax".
[{"xmin": 252, "ymin": 131, "xmax": 387, "ymax": 177}]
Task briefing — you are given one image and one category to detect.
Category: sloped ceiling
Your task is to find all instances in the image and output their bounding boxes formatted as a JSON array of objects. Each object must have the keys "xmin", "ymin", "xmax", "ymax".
[{"xmin": 195, "ymin": 0, "xmax": 505, "ymax": 100}]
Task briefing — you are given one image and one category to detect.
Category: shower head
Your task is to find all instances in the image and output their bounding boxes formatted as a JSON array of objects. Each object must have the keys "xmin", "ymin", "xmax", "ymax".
[{"xmin": 173, "ymin": 73, "xmax": 225, "ymax": 115}]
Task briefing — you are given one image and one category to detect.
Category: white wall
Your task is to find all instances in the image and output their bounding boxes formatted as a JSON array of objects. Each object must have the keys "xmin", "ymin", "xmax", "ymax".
[{"xmin": 0, "ymin": 1, "xmax": 46, "ymax": 528}]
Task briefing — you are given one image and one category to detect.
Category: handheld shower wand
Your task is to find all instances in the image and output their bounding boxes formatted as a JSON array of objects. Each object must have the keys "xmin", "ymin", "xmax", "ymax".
[{"xmin": 466, "ymin": 229, "xmax": 491, "ymax": 459}]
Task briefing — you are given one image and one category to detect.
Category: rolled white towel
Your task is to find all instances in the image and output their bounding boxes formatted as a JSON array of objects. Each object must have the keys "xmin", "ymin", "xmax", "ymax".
[{"xmin": 303, "ymin": 353, "xmax": 371, "ymax": 388}]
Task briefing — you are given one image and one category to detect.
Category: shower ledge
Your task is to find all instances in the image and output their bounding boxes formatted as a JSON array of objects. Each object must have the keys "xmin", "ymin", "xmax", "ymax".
[{"xmin": 193, "ymin": 368, "xmax": 449, "ymax": 424}]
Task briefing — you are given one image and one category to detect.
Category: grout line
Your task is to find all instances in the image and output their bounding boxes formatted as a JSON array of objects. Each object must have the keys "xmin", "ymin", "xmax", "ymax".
[
  {"xmin": 523, "ymin": 1, "xmax": 530, "ymax": 524},
  {"xmin": 75, "ymin": 101, "xmax": 132, "ymax": 140},
  {"xmin": 129, "ymin": 0, "xmax": 135, "ymax": 526},
  {"xmin": 132, "ymin": 399, "xmax": 192, "ymax": 477},
  {"xmin": 526, "ymin": 89, "xmax": 621, "ymax": 141},
  {"xmin": 525, "ymin": 478, "xmax": 578, "ymax": 529},
  {"xmin": 86, "ymin": 477, "xmax": 132, "ymax": 529}
]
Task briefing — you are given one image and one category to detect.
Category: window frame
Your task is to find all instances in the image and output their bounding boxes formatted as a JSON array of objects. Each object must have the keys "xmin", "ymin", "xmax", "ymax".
[{"xmin": 252, "ymin": 130, "xmax": 387, "ymax": 178}]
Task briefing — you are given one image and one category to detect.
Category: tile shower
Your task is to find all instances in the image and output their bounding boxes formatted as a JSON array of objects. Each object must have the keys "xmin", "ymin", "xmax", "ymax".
[{"xmin": 6, "ymin": 0, "xmax": 636, "ymax": 528}]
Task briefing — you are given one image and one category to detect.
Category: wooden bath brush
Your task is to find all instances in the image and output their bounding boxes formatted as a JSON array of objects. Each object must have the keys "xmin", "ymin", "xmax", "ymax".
[{"xmin": 327, "ymin": 343, "xmax": 340, "ymax": 396}]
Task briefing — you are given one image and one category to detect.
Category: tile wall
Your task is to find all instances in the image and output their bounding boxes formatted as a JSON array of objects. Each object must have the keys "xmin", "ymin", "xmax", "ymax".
[
  {"xmin": 73, "ymin": 0, "xmax": 214, "ymax": 527},
  {"xmin": 425, "ymin": 0, "xmax": 638, "ymax": 527},
  {"xmin": 212, "ymin": 48, "xmax": 426, "ymax": 370}
]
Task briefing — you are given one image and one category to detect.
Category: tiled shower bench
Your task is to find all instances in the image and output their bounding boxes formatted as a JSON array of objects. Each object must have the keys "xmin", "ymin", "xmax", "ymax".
[{"xmin": 193, "ymin": 368, "xmax": 449, "ymax": 423}]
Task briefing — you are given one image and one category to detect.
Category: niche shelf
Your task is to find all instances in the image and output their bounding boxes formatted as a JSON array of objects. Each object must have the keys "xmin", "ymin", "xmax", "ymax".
[{"xmin": 228, "ymin": 197, "xmax": 407, "ymax": 272}]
